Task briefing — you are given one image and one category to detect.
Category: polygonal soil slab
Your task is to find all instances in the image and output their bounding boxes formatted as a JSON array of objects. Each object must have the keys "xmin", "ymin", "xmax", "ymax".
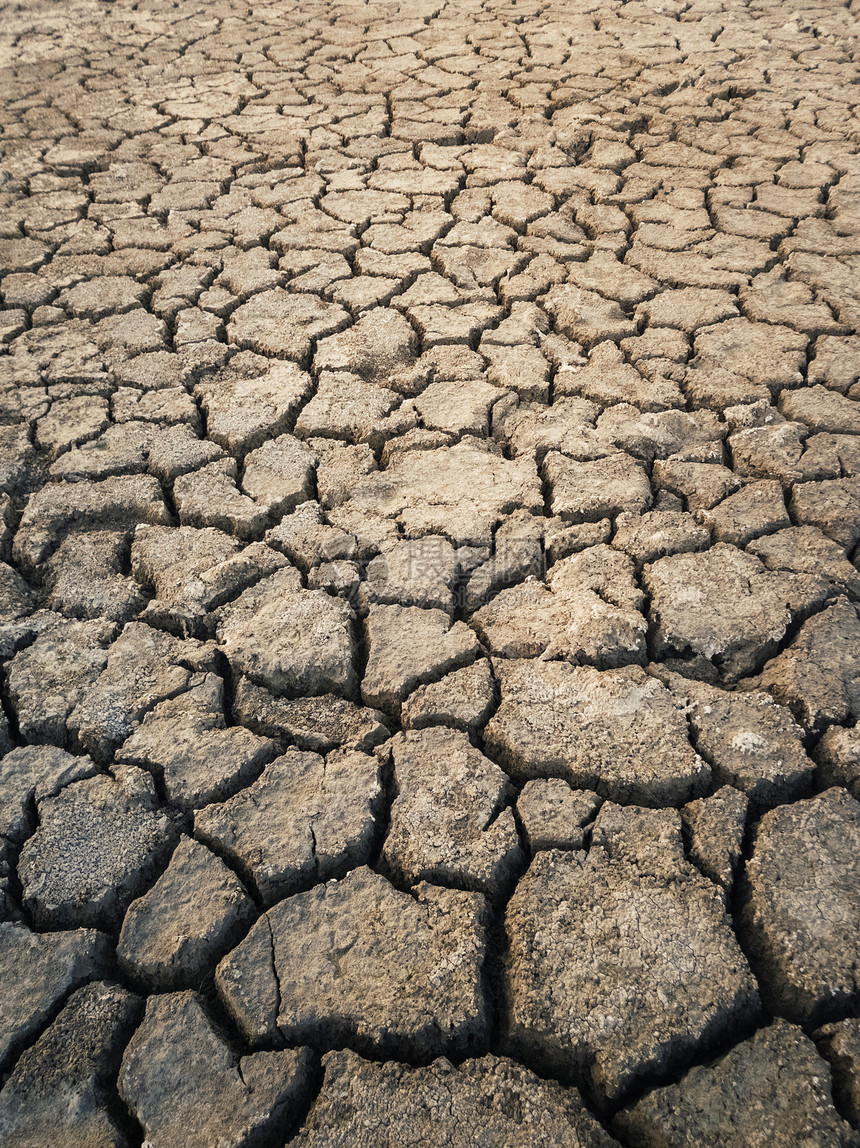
[
  {"xmin": 699, "ymin": 480, "xmax": 791, "ymax": 548},
  {"xmin": 13, "ymin": 474, "xmax": 171, "ymax": 571},
  {"xmin": 294, "ymin": 370, "xmax": 401, "ymax": 442},
  {"xmin": 313, "ymin": 305, "xmax": 417, "ymax": 383},
  {"xmin": 556, "ymin": 340, "xmax": 683, "ymax": 410},
  {"xmin": 517, "ymin": 780, "xmax": 603, "ymax": 854},
  {"xmin": 320, "ymin": 190, "xmax": 410, "ymax": 227},
  {"xmin": 692, "ymin": 318, "xmax": 807, "ymax": 390},
  {"xmin": 471, "ymin": 545, "xmax": 647, "ymax": 668},
  {"xmin": 216, "ymin": 866, "xmax": 489, "ymax": 1059},
  {"xmin": 413, "ymin": 375, "xmax": 509, "ymax": 437},
  {"xmin": 194, "ymin": 362, "xmax": 313, "ymax": 455},
  {"xmin": 194, "ymin": 748, "xmax": 382, "ymax": 904},
  {"xmin": 756, "ymin": 597, "xmax": 860, "ymax": 733},
  {"xmin": 380, "ymin": 727, "xmax": 523, "ymax": 898},
  {"xmin": 816, "ymin": 725, "xmax": 860, "ymax": 801},
  {"xmin": 66, "ymin": 622, "xmax": 219, "ymax": 762},
  {"xmin": 781, "ymin": 384, "xmax": 860, "ymax": 435},
  {"xmin": 401, "ymin": 660, "xmax": 496, "ymax": 735},
  {"xmin": 0, "ymin": 982, "xmax": 142, "ymax": 1148},
  {"xmin": 462, "ymin": 509, "xmax": 544, "ymax": 614},
  {"xmin": 484, "ymin": 660, "xmax": 709, "ymax": 806},
  {"xmin": 115, "ymin": 673, "xmax": 277, "ymax": 810},
  {"xmin": 240, "ymin": 434, "xmax": 316, "ymax": 515},
  {"xmin": 290, "ymin": 1049, "xmax": 620, "ymax": 1148},
  {"xmin": 18, "ymin": 765, "xmax": 176, "ymax": 930},
  {"xmin": 59, "ymin": 275, "xmax": 148, "ymax": 319},
  {"xmin": 748, "ymin": 527, "xmax": 860, "ymax": 599},
  {"xmin": 505, "ymin": 804, "xmax": 759, "ymax": 1105},
  {"xmin": 117, "ymin": 837, "xmax": 255, "ymax": 991},
  {"xmin": 216, "ymin": 566, "xmax": 357, "ymax": 699},
  {"xmin": 265, "ymin": 499, "xmax": 359, "ymax": 573},
  {"xmin": 119, "ymin": 991, "xmax": 312, "ymax": 1148},
  {"xmin": 544, "ymin": 451, "xmax": 652, "ymax": 522},
  {"xmin": 35, "ymin": 394, "xmax": 110, "ymax": 461},
  {"xmin": 226, "ymin": 288, "xmax": 349, "ymax": 364},
  {"xmin": 612, "ymin": 509, "xmax": 710, "ymax": 568},
  {"xmin": 131, "ymin": 525, "xmax": 288, "ymax": 635},
  {"xmin": 6, "ymin": 618, "xmax": 115, "ymax": 746},
  {"xmin": 361, "ymin": 603, "xmax": 482, "ymax": 718},
  {"xmin": 653, "ymin": 459, "xmax": 740, "ymax": 511},
  {"xmin": 232, "ymin": 678, "xmax": 389, "ymax": 753},
  {"xmin": 0, "ymin": 562, "xmax": 33, "ymax": 626},
  {"xmin": 681, "ymin": 786, "xmax": 749, "ymax": 896},
  {"xmin": 174, "ymin": 460, "xmax": 270, "ymax": 540},
  {"xmin": 790, "ymin": 476, "xmax": 860, "ymax": 551},
  {"xmin": 817, "ymin": 1018, "xmax": 860, "ymax": 1127},
  {"xmin": 644, "ymin": 543, "xmax": 830, "ymax": 681},
  {"xmin": 0, "ymin": 745, "xmax": 98, "ymax": 845},
  {"xmin": 497, "ymin": 395, "xmax": 604, "ymax": 462},
  {"xmin": 317, "ymin": 441, "xmax": 542, "ymax": 547},
  {"xmin": 654, "ymin": 668, "xmax": 814, "ymax": 809},
  {"xmin": 616, "ymin": 1019, "xmax": 859, "ymax": 1148},
  {"xmin": 545, "ymin": 284, "xmax": 638, "ymax": 347},
  {"xmin": 360, "ymin": 536, "xmax": 460, "ymax": 614},
  {"xmin": 0, "ymin": 922, "xmax": 110, "ymax": 1071},
  {"xmin": 636, "ymin": 286, "xmax": 739, "ymax": 331},
  {"xmin": 741, "ymin": 787, "xmax": 860, "ymax": 1025},
  {"xmin": 44, "ymin": 529, "xmax": 147, "ymax": 623},
  {"xmin": 728, "ymin": 421, "xmax": 821, "ymax": 487}
]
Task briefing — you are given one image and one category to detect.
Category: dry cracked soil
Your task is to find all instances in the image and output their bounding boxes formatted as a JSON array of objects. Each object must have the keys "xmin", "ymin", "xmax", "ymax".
[{"xmin": 1, "ymin": 0, "xmax": 860, "ymax": 1143}]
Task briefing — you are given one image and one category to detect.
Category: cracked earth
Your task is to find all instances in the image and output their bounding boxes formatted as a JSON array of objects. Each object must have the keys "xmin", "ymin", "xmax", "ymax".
[{"xmin": 1, "ymin": 0, "xmax": 860, "ymax": 1143}]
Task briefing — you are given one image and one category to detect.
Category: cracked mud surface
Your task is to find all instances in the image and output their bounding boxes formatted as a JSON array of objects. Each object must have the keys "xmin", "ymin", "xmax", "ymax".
[{"xmin": 1, "ymin": 0, "xmax": 860, "ymax": 1142}]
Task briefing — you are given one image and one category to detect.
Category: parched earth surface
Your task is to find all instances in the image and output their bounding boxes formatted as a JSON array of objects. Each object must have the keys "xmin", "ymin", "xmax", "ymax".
[{"xmin": 2, "ymin": 0, "xmax": 860, "ymax": 1143}]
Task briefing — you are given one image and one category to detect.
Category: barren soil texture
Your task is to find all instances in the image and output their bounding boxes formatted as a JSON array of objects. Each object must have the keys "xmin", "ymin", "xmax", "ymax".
[{"xmin": 1, "ymin": 0, "xmax": 860, "ymax": 1143}]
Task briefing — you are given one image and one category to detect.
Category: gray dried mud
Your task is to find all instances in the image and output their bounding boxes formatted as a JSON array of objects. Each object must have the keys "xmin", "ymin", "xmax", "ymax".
[{"xmin": 1, "ymin": 0, "xmax": 860, "ymax": 1142}]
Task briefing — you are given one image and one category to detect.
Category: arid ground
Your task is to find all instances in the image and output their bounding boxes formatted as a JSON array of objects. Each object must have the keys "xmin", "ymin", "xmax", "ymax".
[{"xmin": 1, "ymin": 0, "xmax": 860, "ymax": 1143}]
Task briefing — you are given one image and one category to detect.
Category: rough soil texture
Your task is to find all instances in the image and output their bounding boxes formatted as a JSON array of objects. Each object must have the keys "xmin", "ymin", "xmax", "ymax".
[{"xmin": 1, "ymin": 0, "xmax": 860, "ymax": 1142}]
